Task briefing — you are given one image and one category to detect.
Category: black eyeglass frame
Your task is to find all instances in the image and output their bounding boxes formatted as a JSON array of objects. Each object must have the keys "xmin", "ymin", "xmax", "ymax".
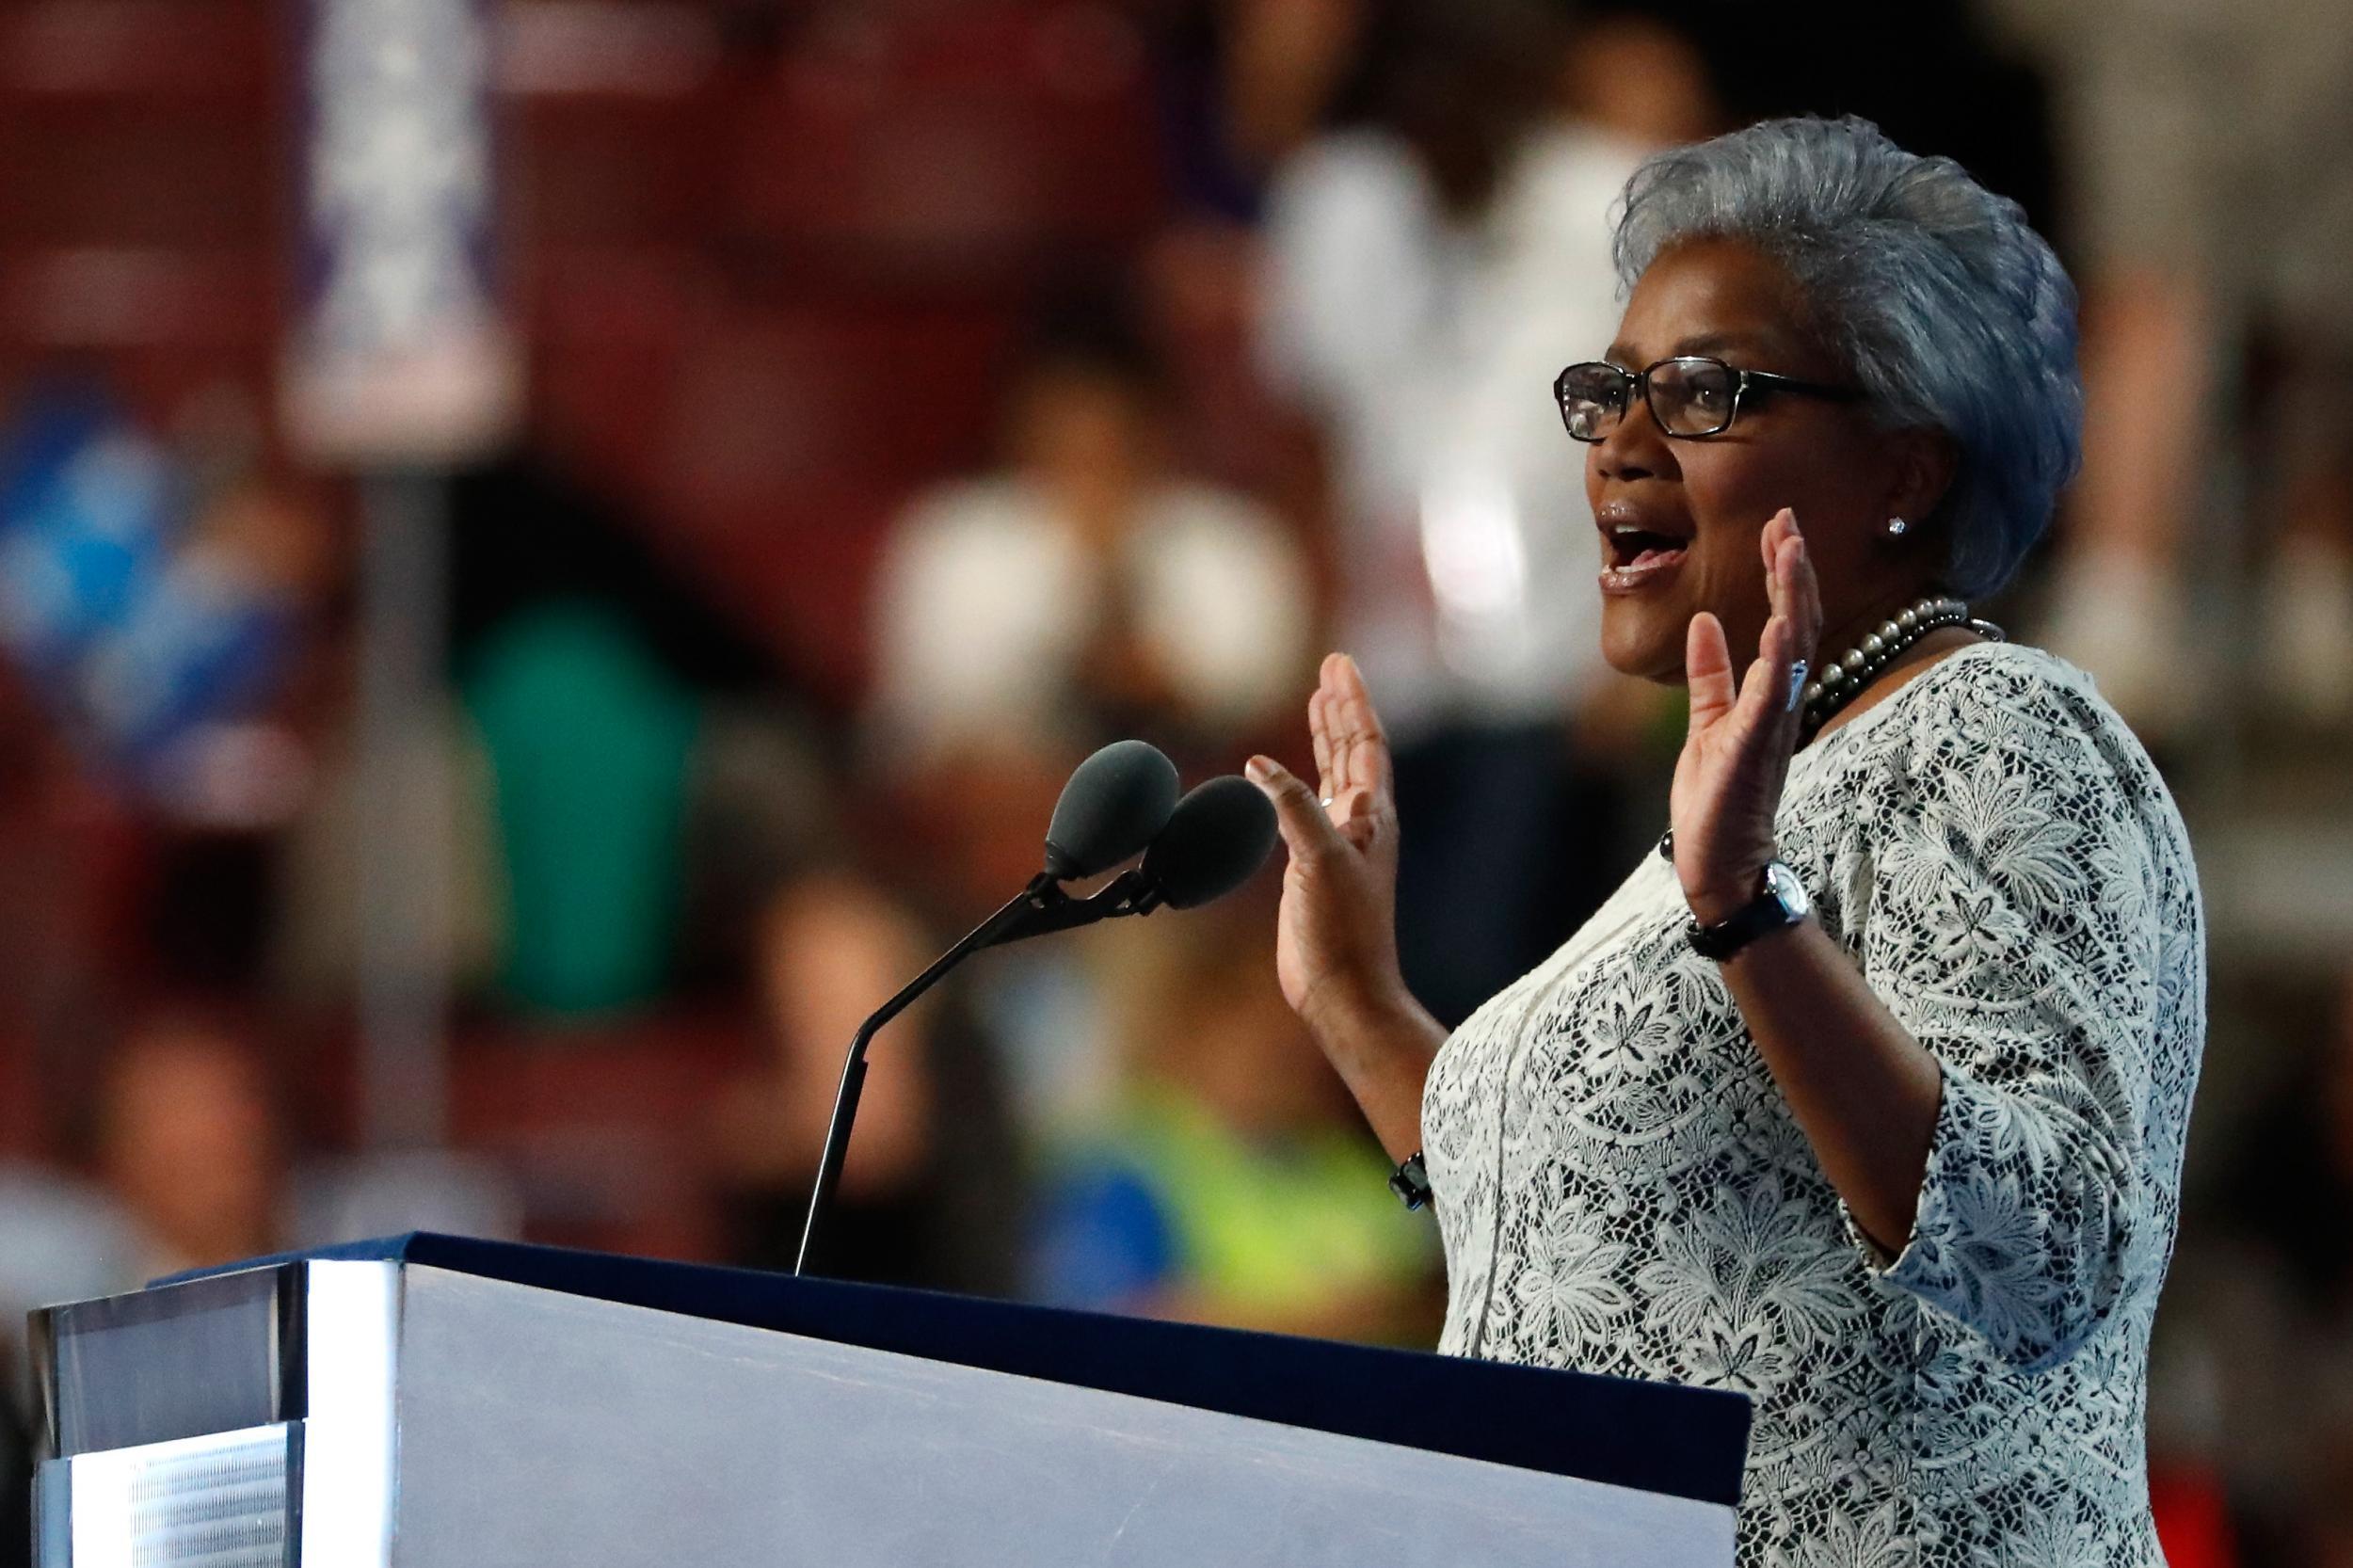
[{"xmin": 1553, "ymin": 356, "xmax": 1864, "ymax": 442}]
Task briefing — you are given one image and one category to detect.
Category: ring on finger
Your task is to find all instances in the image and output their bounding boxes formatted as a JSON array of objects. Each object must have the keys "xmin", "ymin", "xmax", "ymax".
[{"xmin": 1785, "ymin": 659, "xmax": 1809, "ymax": 713}]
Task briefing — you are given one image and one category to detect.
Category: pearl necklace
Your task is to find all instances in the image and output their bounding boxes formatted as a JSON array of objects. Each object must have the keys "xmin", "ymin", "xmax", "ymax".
[{"xmin": 1800, "ymin": 593, "xmax": 2003, "ymax": 736}]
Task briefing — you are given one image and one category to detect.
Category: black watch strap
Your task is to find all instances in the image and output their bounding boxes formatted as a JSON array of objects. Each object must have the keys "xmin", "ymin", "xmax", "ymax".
[
  {"xmin": 1685, "ymin": 862, "xmax": 1809, "ymax": 960},
  {"xmin": 1388, "ymin": 1151, "xmax": 1432, "ymax": 1211}
]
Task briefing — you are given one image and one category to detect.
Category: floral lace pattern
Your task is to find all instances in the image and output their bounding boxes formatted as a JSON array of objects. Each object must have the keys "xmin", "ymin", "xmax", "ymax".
[{"xmin": 1424, "ymin": 644, "xmax": 2204, "ymax": 1567}]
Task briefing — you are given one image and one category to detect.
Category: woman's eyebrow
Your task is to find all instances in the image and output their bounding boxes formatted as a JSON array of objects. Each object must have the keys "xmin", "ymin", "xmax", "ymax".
[
  {"xmin": 1602, "ymin": 331, "xmax": 1771, "ymax": 366},
  {"xmin": 1671, "ymin": 331, "xmax": 1766, "ymax": 358}
]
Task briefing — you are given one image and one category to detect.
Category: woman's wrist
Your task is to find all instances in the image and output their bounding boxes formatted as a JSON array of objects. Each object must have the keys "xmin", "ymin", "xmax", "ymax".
[
  {"xmin": 1299, "ymin": 967, "xmax": 1424, "ymax": 1052},
  {"xmin": 1679, "ymin": 826, "xmax": 1790, "ymax": 926},
  {"xmin": 1300, "ymin": 970, "xmax": 1442, "ymax": 1102},
  {"xmin": 1684, "ymin": 867, "xmax": 1767, "ymax": 927},
  {"xmin": 1307, "ymin": 981, "xmax": 1444, "ymax": 1165}
]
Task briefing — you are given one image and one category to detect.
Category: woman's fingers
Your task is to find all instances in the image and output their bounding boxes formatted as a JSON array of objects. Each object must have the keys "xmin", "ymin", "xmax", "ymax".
[
  {"xmin": 1247, "ymin": 754, "xmax": 1348, "ymax": 862},
  {"xmin": 1321, "ymin": 654, "xmax": 1356, "ymax": 805},
  {"xmin": 1695, "ymin": 510, "xmax": 1824, "ymax": 748},
  {"xmin": 1760, "ymin": 510, "xmax": 1799, "ymax": 618},
  {"xmin": 1765, "ymin": 510, "xmax": 1819, "ymax": 655},
  {"xmin": 1774, "ymin": 526, "xmax": 1818, "ymax": 737},
  {"xmin": 1321, "ymin": 652, "xmax": 1391, "ymax": 804},
  {"xmin": 1308, "ymin": 685, "xmax": 1336, "ymax": 805},
  {"xmin": 1727, "ymin": 512, "xmax": 1814, "ymax": 745},
  {"xmin": 1273, "ymin": 652, "xmax": 1394, "ymax": 855},
  {"xmin": 1788, "ymin": 524, "xmax": 1822, "ymax": 652},
  {"xmin": 1735, "ymin": 613, "xmax": 1798, "ymax": 743},
  {"xmin": 1685, "ymin": 611, "xmax": 1737, "ymax": 734}
]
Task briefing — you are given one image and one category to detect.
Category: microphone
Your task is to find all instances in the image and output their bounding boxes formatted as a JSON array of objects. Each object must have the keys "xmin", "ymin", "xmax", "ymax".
[
  {"xmin": 1141, "ymin": 775, "xmax": 1280, "ymax": 909},
  {"xmin": 1044, "ymin": 739, "xmax": 1181, "ymax": 879},
  {"xmin": 981, "ymin": 775, "xmax": 1280, "ymax": 946},
  {"xmin": 799, "ymin": 744, "xmax": 1280, "ymax": 1277}
]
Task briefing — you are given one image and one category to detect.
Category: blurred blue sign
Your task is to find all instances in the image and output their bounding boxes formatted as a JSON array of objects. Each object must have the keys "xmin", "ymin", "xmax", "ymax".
[{"xmin": 0, "ymin": 388, "xmax": 294, "ymax": 795}]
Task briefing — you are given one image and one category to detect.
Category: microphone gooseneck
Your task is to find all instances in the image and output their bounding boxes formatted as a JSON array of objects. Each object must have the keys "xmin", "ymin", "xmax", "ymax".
[{"xmin": 792, "ymin": 873, "xmax": 1053, "ymax": 1276}]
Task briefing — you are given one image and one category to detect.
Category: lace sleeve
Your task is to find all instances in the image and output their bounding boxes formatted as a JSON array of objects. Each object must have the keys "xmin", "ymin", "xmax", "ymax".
[{"xmin": 1839, "ymin": 657, "xmax": 2174, "ymax": 1374}]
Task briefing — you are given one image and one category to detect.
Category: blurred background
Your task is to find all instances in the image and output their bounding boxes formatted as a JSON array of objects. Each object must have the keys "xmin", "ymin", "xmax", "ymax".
[{"xmin": 0, "ymin": 0, "xmax": 2347, "ymax": 1561}]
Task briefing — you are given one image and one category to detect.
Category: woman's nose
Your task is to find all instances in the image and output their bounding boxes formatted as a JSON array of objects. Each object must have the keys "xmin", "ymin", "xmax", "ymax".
[{"xmin": 1592, "ymin": 395, "xmax": 1676, "ymax": 485}]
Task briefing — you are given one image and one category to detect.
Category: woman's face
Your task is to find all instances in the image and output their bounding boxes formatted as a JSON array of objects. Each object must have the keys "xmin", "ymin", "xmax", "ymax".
[{"xmin": 1585, "ymin": 237, "xmax": 1936, "ymax": 681}]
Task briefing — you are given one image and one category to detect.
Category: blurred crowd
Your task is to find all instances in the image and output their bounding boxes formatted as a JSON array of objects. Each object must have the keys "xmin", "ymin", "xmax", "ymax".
[{"xmin": 0, "ymin": 0, "xmax": 2349, "ymax": 1562}]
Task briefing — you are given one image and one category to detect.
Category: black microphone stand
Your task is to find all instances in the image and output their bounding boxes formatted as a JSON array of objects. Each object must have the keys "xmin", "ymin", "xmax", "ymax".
[{"xmin": 791, "ymin": 869, "xmax": 1168, "ymax": 1276}]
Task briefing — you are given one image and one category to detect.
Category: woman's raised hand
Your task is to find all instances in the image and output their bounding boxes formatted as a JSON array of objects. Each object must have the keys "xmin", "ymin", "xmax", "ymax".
[
  {"xmin": 1247, "ymin": 653, "xmax": 1410, "ymax": 1036},
  {"xmin": 1671, "ymin": 507, "xmax": 1822, "ymax": 923}
]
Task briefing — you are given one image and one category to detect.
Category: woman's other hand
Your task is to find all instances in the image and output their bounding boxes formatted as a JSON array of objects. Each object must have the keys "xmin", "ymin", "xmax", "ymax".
[
  {"xmin": 1672, "ymin": 508, "xmax": 1822, "ymax": 923},
  {"xmin": 1247, "ymin": 653, "xmax": 1410, "ymax": 1036}
]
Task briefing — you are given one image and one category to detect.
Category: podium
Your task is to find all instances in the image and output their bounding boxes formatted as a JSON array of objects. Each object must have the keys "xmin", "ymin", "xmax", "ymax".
[{"xmin": 26, "ymin": 1233, "xmax": 1749, "ymax": 1567}]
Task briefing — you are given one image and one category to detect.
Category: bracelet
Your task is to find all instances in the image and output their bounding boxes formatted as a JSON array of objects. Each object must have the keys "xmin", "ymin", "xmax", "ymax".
[{"xmin": 1388, "ymin": 1151, "xmax": 1432, "ymax": 1211}]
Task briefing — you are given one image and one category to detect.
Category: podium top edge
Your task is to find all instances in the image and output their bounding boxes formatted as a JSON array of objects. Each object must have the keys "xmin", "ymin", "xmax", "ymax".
[{"xmin": 138, "ymin": 1230, "xmax": 1750, "ymax": 1508}]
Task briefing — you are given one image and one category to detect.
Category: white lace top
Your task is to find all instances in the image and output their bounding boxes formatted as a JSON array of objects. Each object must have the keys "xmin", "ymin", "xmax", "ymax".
[{"xmin": 1423, "ymin": 643, "xmax": 2204, "ymax": 1567}]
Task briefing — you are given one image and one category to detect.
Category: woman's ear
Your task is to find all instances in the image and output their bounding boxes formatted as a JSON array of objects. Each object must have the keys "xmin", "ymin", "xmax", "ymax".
[{"xmin": 1887, "ymin": 427, "xmax": 1960, "ymax": 529}]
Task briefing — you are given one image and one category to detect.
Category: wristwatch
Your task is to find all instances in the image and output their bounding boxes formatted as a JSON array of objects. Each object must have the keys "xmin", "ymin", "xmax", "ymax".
[
  {"xmin": 1388, "ymin": 1151, "xmax": 1432, "ymax": 1211},
  {"xmin": 1685, "ymin": 861, "xmax": 1811, "ymax": 960}
]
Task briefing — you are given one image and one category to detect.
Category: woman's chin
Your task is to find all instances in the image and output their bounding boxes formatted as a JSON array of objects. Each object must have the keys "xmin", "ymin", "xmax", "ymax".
[{"xmin": 1598, "ymin": 610, "xmax": 1689, "ymax": 685}]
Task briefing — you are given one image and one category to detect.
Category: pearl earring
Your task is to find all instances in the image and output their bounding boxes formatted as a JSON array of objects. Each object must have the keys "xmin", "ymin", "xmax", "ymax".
[{"xmin": 1885, "ymin": 516, "xmax": 1910, "ymax": 538}]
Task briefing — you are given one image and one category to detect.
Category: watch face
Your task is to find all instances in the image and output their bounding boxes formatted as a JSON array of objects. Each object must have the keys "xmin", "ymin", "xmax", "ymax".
[{"xmin": 1764, "ymin": 861, "xmax": 1810, "ymax": 919}]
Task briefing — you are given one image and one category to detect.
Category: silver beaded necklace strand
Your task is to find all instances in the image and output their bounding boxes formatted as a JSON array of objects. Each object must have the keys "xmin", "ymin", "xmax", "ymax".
[{"xmin": 1800, "ymin": 592, "xmax": 2003, "ymax": 737}]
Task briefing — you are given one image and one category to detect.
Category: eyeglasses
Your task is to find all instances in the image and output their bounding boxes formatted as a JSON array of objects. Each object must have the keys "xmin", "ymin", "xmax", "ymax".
[{"xmin": 1554, "ymin": 356, "xmax": 1862, "ymax": 441}]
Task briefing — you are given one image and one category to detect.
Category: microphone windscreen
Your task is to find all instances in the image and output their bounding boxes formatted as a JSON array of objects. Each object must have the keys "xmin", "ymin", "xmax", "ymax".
[
  {"xmin": 1141, "ymin": 776, "xmax": 1278, "ymax": 909},
  {"xmin": 1044, "ymin": 740, "xmax": 1181, "ymax": 879}
]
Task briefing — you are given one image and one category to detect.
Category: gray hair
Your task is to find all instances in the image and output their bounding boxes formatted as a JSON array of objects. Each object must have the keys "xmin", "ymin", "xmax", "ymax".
[{"xmin": 1612, "ymin": 116, "xmax": 2081, "ymax": 598}]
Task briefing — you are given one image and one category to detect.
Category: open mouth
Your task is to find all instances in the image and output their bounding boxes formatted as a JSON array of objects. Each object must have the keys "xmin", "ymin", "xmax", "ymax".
[{"xmin": 1603, "ymin": 525, "xmax": 1690, "ymax": 570}]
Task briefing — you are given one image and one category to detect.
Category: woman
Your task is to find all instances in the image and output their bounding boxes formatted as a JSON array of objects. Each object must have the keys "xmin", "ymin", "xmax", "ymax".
[{"xmin": 1245, "ymin": 117, "xmax": 2203, "ymax": 1566}]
